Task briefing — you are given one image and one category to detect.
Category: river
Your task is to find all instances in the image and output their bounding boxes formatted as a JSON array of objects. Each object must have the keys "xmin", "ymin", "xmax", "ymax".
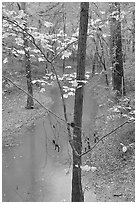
[{"xmin": 2, "ymin": 79, "xmax": 98, "ymax": 202}]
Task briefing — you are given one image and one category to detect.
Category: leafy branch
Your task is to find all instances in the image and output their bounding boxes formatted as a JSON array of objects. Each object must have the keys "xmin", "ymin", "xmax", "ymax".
[
  {"xmin": 3, "ymin": 14, "xmax": 80, "ymax": 155},
  {"xmin": 3, "ymin": 15, "xmax": 77, "ymax": 64}
]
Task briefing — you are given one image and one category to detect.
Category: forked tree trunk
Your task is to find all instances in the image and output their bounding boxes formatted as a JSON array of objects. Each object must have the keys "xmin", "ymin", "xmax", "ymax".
[
  {"xmin": 109, "ymin": 2, "xmax": 126, "ymax": 96},
  {"xmin": 21, "ymin": 2, "xmax": 34, "ymax": 109},
  {"xmin": 71, "ymin": 2, "xmax": 89, "ymax": 202}
]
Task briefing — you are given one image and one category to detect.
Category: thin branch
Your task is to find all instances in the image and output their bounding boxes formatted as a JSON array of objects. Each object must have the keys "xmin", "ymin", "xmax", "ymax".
[
  {"xmin": 2, "ymin": 75, "xmax": 80, "ymax": 156},
  {"xmin": 43, "ymin": 2, "xmax": 60, "ymax": 14},
  {"xmin": 80, "ymin": 119, "xmax": 135, "ymax": 157},
  {"xmin": 3, "ymin": 15, "xmax": 78, "ymax": 64},
  {"xmin": 16, "ymin": 2, "xmax": 21, "ymax": 10},
  {"xmin": 50, "ymin": 39, "xmax": 78, "ymax": 62},
  {"xmin": 49, "ymin": 63, "xmax": 79, "ymax": 156},
  {"xmin": 2, "ymin": 75, "xmax": 66, "ymax": 123}
]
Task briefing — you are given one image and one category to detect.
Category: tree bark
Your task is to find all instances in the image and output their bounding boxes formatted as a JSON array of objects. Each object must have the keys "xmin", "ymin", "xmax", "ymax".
[
  {"xmin": 21, "ymin": 2, "xmax": 34, "ymax": 108},
  {"xmin": 71, "ymin": 2, "xmax": 89, "ymax": 202},
  {"xmin": 91, "ymin": 51, "xmax": 97, "ymax": 77},
  {"xmin": 62, "ymin": 3, "xmax": 66, "ymax": 74},
  {"xmin": 132, "ymin": 9, "xmax": 135, "ymax": 53},
  {"xmin": 109, "ymin": 2, "xmax": 126, "ymax": 96},
  {"xmin": 24, "ymin": 34, "xmax": 34, "ymax": 109}
]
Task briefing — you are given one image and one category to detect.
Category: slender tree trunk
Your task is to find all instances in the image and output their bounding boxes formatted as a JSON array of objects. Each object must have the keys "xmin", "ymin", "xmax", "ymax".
[
  {"xmin": 24, "ymin": 35, "xmax": 34, "ymax": 109},
  {"xmin": 62, "ymin": 3, "xmax": 66, "ymax": 74},
  {"xmin": 109, "ymin": 2, "xmax": 126, "ymax": 96},
  {"xmin": 21, "ymin": 2, "xmax": 34, "ymax": 109},
  {"xmin": 71, "ymin": 2, "xmax": 89, "ymax": 202},
  {"xmin": 97, "ymin": 34, "xmax": 109, "ymax": 86},
  {"xmin": 132, "ymin": 9, "xmax": 135, "ymax": 53},
  {"xmin": 91, "ymin": 51, "xmax": 97, "ymax": 77}
]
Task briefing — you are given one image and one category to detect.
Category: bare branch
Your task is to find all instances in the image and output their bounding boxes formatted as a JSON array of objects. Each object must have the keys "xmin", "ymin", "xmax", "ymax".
[
  {"xmin": 50, "ymin": 63, "xmax": 79, "ymax": 156},
  {"xmin": 2, "ymin": 75, "xmax": 80, "ymax": 157},
  {"xmin": 80, "ymin": 119, "xmax": 135, "ymax": 157},
  {"xmin": 2, "ymin": 75, "xmax": 65, "ymax": 123}
]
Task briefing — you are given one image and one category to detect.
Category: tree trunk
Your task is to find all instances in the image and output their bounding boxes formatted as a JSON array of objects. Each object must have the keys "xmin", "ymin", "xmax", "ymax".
[
  {"xmin": 21, "ymin": 2, "xmax": 34, "ymax": 109},
  {"xmin": 132, "ymin": 9, "xmax": 135, "ymax": 53},
  {"xmin": 62, "ymin": 3, "xmax": 66, "ymax": 74},
  {"xmin": 71, "ymin": 2, "xmax": 89, "ymax": 202},
  {"xmin": 24, "ymin": 36, "xmax": 34, "ymax": 109},
  {"xmin": 109, "ymin": 2, "xmax": 126, "ymax": 96},
  {"xmin": 97, "ymin": 34, "xmax": 109, "ymax": 86},
  {"xmin": 91, "ymin": 51, "xmax": 97, "ymax": 77}
]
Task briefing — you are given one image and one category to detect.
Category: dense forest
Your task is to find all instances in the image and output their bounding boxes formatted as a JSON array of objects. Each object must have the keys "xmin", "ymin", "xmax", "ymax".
[{"xmin": 2, "ymin": 2, "xmax": 135, "ymax": 202}]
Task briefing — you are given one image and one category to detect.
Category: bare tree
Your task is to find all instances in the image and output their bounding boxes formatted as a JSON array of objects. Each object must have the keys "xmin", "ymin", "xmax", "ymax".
[{"xmin": 71, "ymin": 2, "xmax": 89, "ymax": 202}]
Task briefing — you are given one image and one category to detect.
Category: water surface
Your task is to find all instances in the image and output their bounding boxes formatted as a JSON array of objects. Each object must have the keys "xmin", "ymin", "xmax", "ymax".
[{"xmin": 2, "ymin": 82, "xmax": 97, "ymax": 202}]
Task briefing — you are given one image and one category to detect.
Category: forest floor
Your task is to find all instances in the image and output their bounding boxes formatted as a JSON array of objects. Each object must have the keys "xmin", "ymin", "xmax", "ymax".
[
  {"xmin": 86, "ymin": 121, "xmax": 135, "ymax": 202},
  {"xmin": 2, "ymin": 59, "xmax": 135, "ymax": 202},
  {"xmin": 2, "ymin": 73, "xmax": 52, "ymax": 147},
  {"xmin": 87, "ymin": 59, "xmax": 135, "ymax": 202}
]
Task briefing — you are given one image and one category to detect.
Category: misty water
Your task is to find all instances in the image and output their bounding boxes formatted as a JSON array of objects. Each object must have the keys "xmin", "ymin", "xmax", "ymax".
[{"xmin": 2, "ymin": 82, "xmax": 97, "ymax": 202}]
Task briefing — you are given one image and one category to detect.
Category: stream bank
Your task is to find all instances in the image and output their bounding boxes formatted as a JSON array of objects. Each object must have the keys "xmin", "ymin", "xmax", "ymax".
[
  {"xmin": 2, "ymin": 66, "xmax": 135, "ymax": 202},
  {"xmin": 2, "ymin": 80, "xmax": 98, "ymax": 202}
]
